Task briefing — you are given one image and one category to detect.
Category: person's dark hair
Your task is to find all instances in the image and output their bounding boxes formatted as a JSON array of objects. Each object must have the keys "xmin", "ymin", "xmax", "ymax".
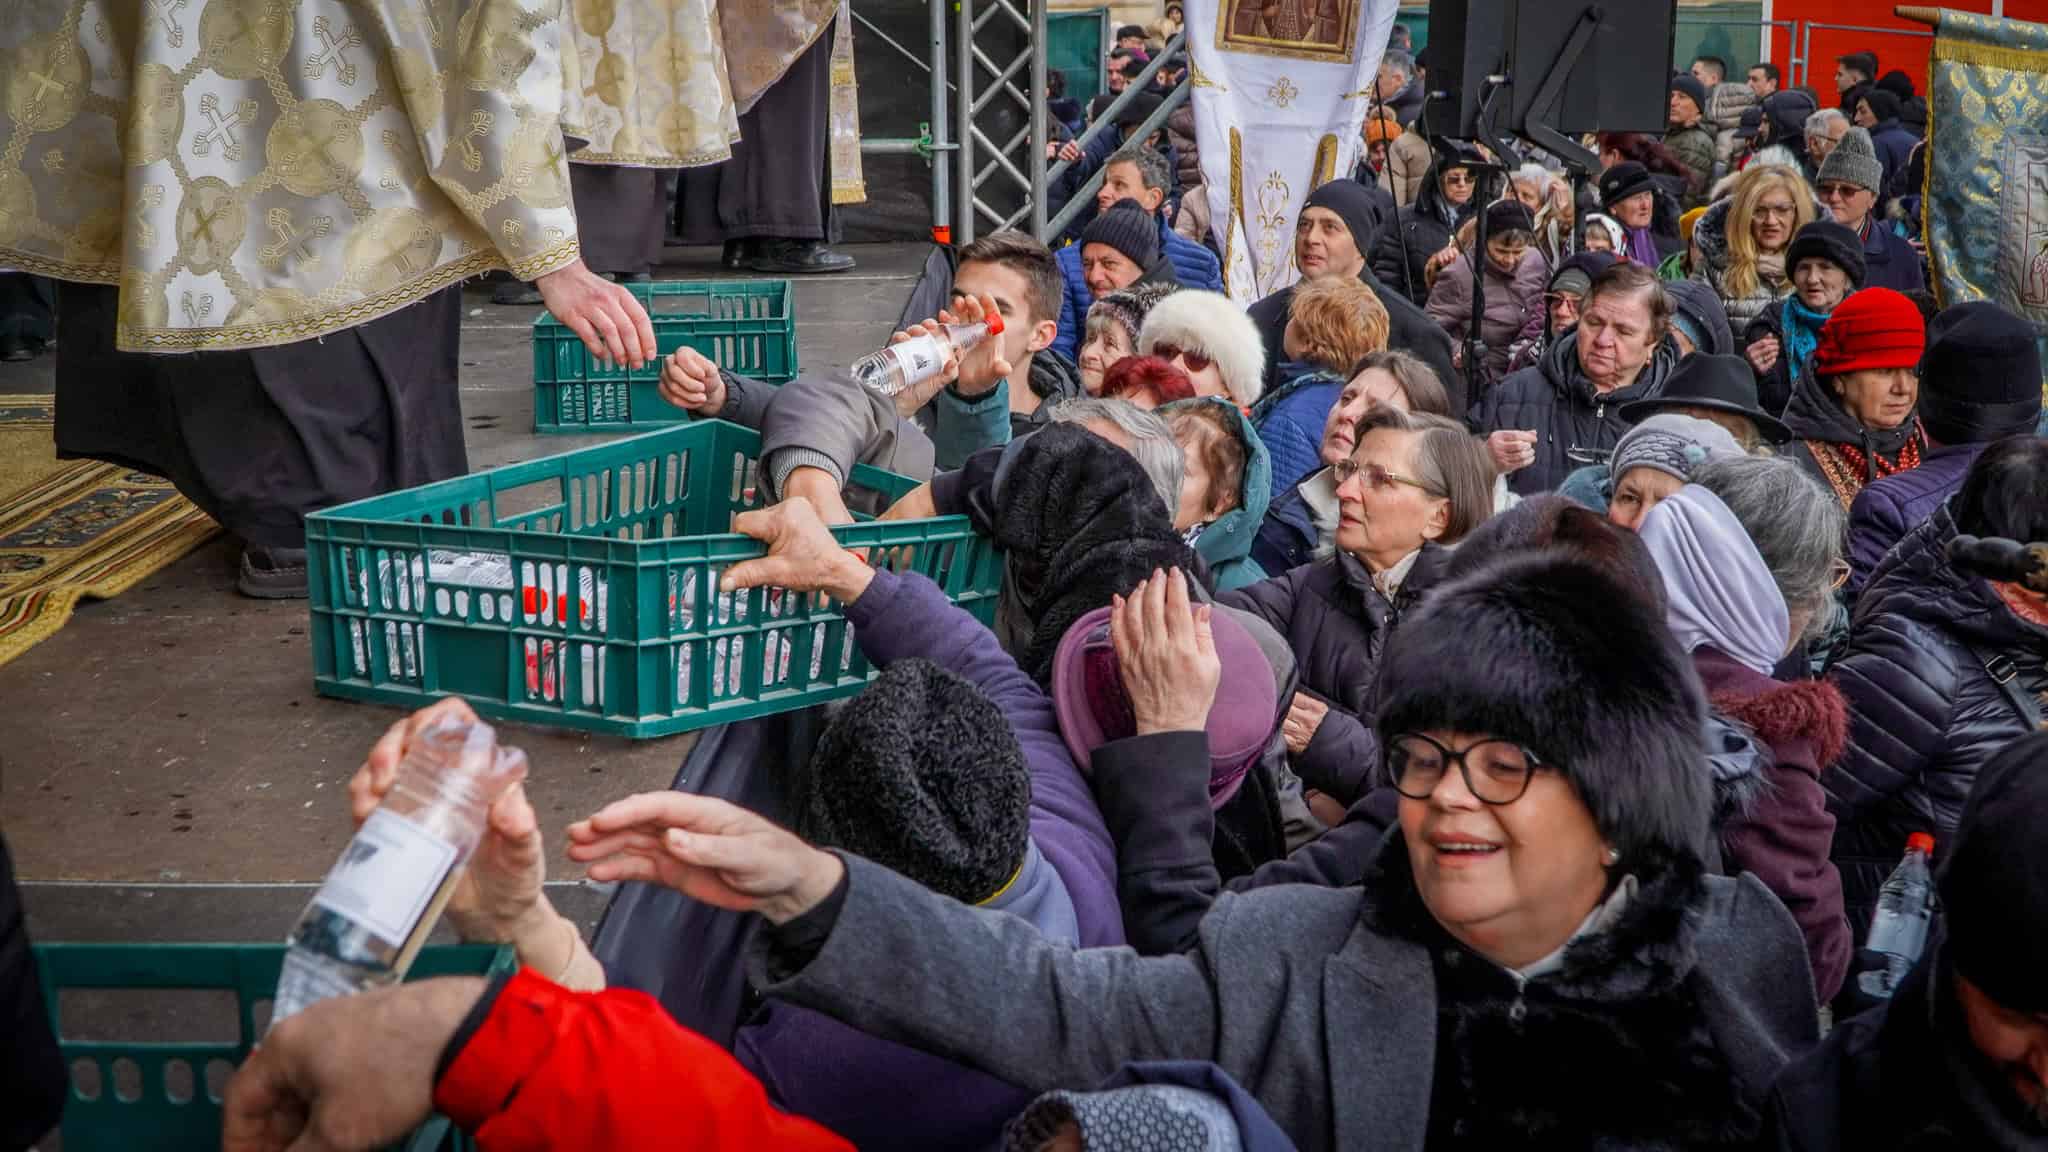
[
  {"xmin": 958, "ymin": 230, "xmax": 1063, "ymax": 327},
  {"xmin": 1387, "ymin": 22, "xmax": 1412, "ymax": 49},
  {"xmin": 1376, "ymin": 550, "xmax": 1715, "ymax": 871},
  {"xmin": 1106, "ymin": 144, "xmax": 1171, "ymax": 194},
  {"xmin": 1353, "ymin": 406, "xmax": 1495, "ymax": 544},
  {"xmin": 1116, "ymin": 23, "xmax": 1146, "ymax": 40},
  {"xmin": 1587, "ymin": 261, "xmax": 1674, "ymax": 340},
  {"xmin": 1346, "ymin": 349, "xmax": 1454, "ymax": 419},
  {"xmin": 1694, "ymin": 56, "xmax": 1728, "ymax": 83},
  {"xmin": 1839, "ymin": 51, "xmax": 1878, "ymax": 82},
  {"xmin": 1047, "ymin": 70, "xmax": 1066, "ymax": 98},
  {"xmin": 1597, "ymin": 131, "xmax": 1691, "ymax": 180},
  {"xmin": 1751, "ymin": 62, "xmax": 1781, "ymax": 84},
  {"xmin": 1443, "ymin": 494, "xmax": 1668, "ymax": 614},
  {"xmin": 1954, "ymin": 434, "xmax": 2048, "ymax": 546},
  {"xmin": 1166, "ymin": 402, "xmax": 1247, "ymax": 520}
]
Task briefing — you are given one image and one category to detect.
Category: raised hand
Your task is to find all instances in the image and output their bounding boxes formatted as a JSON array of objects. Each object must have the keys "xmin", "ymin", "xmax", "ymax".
[
  {"xmin": 658, "ymin": 346, "xmax": 726, "ymax": 416},
  {"xmin": 564, "ymin": 792, "xmax": 845, "ymax": 925},
  {"xmin": 1111, "ymin": 568, "xmax": 1220, "ymax": 736}
]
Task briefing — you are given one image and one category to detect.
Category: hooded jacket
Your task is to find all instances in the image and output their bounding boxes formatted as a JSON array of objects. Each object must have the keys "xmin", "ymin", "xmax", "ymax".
[
  {"xmin": 1691, "ymin": 197, "xmax": 1799, "ymax": 344},
  {"xmin": 1843, "ymin": 443, "xmax": 1982, "ymax": 601},
  {"xmin": 1825, "ymin": 502, "xmax": 2048, "ymax": 936},
  {"xmin": 1249, "ymin": 370, "xmax": 1341, "ymax": 498},
  {"xmin": 1172, "ymin": 398, "xmax": 1272, "ymax": 593},
  {"xmin": 1758, "ymin": 91, "xmax": 1818, "ymax": 176},
  {"xmin": 1371, "ymin": 151, "xmax": 1483, "ymax": 306},
  {"xmin": 1479, "ymin": 328, "xmax": 1680, "ymax": 496},
  {"xmin": 1778, "ymin": 366, "xmax": 1926, "ymax": 508},
  {"xmin": 1665, "ymin": 121, "xmax": 1720, "ymax": 208},
  {"xmin": 1218, "ymin": 546, "xmax": 1452, "ymax": 805}
]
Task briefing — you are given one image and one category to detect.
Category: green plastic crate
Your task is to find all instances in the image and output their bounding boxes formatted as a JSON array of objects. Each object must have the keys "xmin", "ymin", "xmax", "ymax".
[
  {"xmin": 305, "ymin": 419, "xmax": 1001, "ymax": 738},
  {"xmin": 532, "ymin": 279, "xmax": 798, "ymax": 433},
  {"xmin": 34, "ymin": 942, "xmax": 513, "ymax": 1152}
]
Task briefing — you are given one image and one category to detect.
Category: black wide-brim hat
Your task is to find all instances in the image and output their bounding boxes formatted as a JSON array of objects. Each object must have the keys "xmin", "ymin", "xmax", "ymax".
[{"xmin": 1618, "ymin": 353, "xmax": 1793, "ymax": 444}]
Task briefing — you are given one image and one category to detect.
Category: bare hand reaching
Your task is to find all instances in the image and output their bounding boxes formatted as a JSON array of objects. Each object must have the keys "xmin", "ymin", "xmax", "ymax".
[
  {"xmin": 536, "ymin": 259, "xmax": 657, "ymax": 370},
  {"xmin": 658, "ymin": 346, "xmax": 726, "ymax": 416},
  {"xmin": 565, "ymin": 792, "xmax": 845, "ymax": 925},
  {"xmin": 1111, "ymin": 568, "xmax": 1220, "ymax": 735},
  {"xmin": 719, "ymin": 497, "xmax": 873, "ymax": 601}
]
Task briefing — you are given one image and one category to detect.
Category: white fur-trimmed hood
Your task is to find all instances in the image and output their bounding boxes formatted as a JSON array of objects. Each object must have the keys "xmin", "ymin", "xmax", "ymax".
[{"xmin": 1137, "ymin": 289, "xmax": 1266, "ymax": 407}]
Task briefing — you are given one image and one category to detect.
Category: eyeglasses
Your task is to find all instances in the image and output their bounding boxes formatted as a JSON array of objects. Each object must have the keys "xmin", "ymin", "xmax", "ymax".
[
  {"xmin": 1442, "ymin": 172, "xmax": 1476, "ymax": 187},
  {"xmin": 1386, "ymin": 732, "xmax": 1551, "ymax": 805},
  {"xmin": 1544, "ymin": 293, "xmax": 1583, "ymax": 310},
  {"xmin": 1332, "ymin": 457, "xmax": 1437, "ymax": 494},
  {"xmin": 1753, "ymin": 203, "xmax": 1798, "ymax": 220},
  {"xmin": 1817, "ymin": 182, "xmax": 1864, "ymax": 200},
  {"xmin": 1151, "ymin": 343, "xmax": 1213, "ymax": 373},
  {"xmin": 1830, "ymin": 560, "xmax": 1852, "ymax": 591}
]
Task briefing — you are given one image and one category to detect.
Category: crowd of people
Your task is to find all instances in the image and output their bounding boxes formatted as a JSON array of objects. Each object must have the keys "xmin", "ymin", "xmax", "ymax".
[{"xmin": 6, "ymin": 23, "xmax": 2048, "ymax": 1152}]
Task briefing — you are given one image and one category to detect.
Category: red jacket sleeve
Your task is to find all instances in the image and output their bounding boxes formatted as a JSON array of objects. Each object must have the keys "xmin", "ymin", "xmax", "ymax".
[{"xmin": 434, "ymin": 968, "xmax": 855, "ymax": 1152}]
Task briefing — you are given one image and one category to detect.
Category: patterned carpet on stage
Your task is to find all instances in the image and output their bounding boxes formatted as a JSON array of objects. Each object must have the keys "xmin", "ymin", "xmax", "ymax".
[{"xmin": 0, "ymin": 395, "xmax": 219, "ymax": 667}]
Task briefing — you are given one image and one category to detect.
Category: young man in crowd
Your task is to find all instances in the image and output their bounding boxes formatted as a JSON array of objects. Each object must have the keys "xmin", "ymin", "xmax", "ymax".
[
  {"xmin": 1748, "ymin": 62, "xmax": 1781, "ymax": 101},
  {"xmin": 1691, "ymin": 55, "xmax": 1727, "ymax": 88},
  {"xmin": 1852, "ymin": 89, "xmax": 1918, "ymax": 202},
  {"xmin": 1246, "ymin": 180, "xmax": 1462, "ymax": 414},
  {"xmin": 1055, "ymin": 92, "xmax": 1179, "ymax": 238},
  {"xmin": 1051, "ymin": 147, "xmax": 1220, "ymax": 358},
  {"xmin": 1815, "ymin": 128, "xmax": 1925, "ymax": 293},
  {"xmin": 1836, "ymin": 50, "xmax": 1878, "ymax": 116},
  {"xmin": 1667, "ymin": 73, "xmax": 1719, "ymax": 208}
]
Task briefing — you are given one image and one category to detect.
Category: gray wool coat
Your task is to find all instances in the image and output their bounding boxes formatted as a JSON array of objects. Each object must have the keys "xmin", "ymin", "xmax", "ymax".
[{"xmin": 754, "ymin": 849, "xmax": 1820, "ymax": 1152}]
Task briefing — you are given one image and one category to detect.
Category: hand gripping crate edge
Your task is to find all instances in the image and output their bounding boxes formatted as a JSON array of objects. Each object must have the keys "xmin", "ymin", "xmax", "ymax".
[
  {"xmin": 531, "ymin": 279, "xmax": 799, "ymax": 433},
  {"xmin": 304, "ymin": 420, "xmax": 1001, "ymax": 739}
]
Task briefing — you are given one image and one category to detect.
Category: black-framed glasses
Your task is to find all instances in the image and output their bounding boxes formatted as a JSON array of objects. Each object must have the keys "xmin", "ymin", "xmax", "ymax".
[{"xmin": 1386, "ymin": 732, "xmax": 1550, "ymax": 805}]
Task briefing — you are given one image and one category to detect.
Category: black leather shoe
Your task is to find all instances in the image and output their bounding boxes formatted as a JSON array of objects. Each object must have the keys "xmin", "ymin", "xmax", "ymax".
[
  {"xmin": 238, "ymin": 546, "xmax": 309, "ymax": 600},
  {"xmin": 721, "ymin": 239, "xmax": 753, "ymax": 271},
  {"xmin": 746, "ymin": 239, "xmax": 856, "ymax": 274}
]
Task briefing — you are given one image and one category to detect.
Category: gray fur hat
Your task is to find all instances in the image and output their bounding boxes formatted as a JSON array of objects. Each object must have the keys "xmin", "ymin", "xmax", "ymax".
[{"xmin": 805, "ymin": 658, "xmax": 1031, "ymax": 903}]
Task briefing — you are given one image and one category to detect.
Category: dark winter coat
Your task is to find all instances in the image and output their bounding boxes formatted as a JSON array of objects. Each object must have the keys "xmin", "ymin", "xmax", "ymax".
[
  {"xmin": 1249, "ymin": 467, "xmax": 1334, "ymax": 578},
  {"xmin": 1695, "ymin": 647, "xmax": 1854, "ymax": 1005},
  {"xmin": 1854, "ymin": 217, "xmax": 1925, "ymax": 294},
  {"xmin": 1666, "ymin": 123, "xmax": 1720, "ymax": 208},
  {"xmin": 1742, "ymin": 302, "xmax": 1804, "ymax": 418},
  {"xmin": 1218, "ymin": 547, "xmax": 1450, "ymax": 806},
  {"xmin": 1247, "ymin": 271, "xmax": 1463, "ymax": 419},
  {"xmin": 1843, "ymin": 443, "xmax": 1981, "ymax": 601},
  {"xmin": 1826, "ymin": 502, "xmax": 2048, "ymax": 936},
  {"xmin": 1166, "ymin": 102, "xmax": 1202, "ymax": 192},
  {"xmin": 1767, "ymin": 940, "xmax": 2046, "ymax": 1151},
  {"xmin": 757, "ymin": 835, "xmax": 1821, "ymax": 1152},
  {"xmin": 2, "ymin": 831, "xmax": 64, "ymax": 1152},
  {"xmin": 1478, "ymin": 328, "xmax": 1680, "ymax": 496},
  {"xmin": 1249, "ymin": 371, "xmax": 1341, "ymax": 499},
  {"xmin": 1371, "ymin": 155, "xmax": 1477, "ymax": 306},
  {"xmin": 1868, "ymin": 120, "xmax": 1918, "ymax": 201},
  {"xmin": 1778, "ymin": 366, "xmax": 1926, "ymax": 508}
]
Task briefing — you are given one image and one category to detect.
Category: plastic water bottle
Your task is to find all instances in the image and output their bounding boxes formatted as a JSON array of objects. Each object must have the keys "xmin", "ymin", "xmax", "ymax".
[
  {"xmin": 851, "ymin": 313, "xmax": 1005, "ymax": 397},
  {"xmin": 271, "ymin": 715, "xmax": 528, "ymax": 1026},
  {"xmin": 1857, "ymin": 832, "xmax": 1937, "ymax": 1000}
]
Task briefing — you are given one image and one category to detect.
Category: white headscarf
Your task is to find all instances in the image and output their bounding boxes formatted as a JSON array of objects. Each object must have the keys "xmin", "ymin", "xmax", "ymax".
[{"xmin": 1639, "ymin": 486, "xmax": 1790, "ymax": 675}]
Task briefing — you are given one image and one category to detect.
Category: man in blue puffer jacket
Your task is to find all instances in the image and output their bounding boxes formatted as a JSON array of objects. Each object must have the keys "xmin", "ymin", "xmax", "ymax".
[{"xmin": 1053, "ymin": 145, "xmax": 1223, "ymax": 360}]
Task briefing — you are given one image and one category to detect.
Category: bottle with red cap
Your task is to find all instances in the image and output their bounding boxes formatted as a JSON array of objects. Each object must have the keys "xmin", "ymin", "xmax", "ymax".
[
  {"xmin": 850, "ymin": 312, "xmax": 1004, "ymax": 398},
  {"xmin": 1858, "ymin": 831, "xmax": 1937, "ymax": 1000}
]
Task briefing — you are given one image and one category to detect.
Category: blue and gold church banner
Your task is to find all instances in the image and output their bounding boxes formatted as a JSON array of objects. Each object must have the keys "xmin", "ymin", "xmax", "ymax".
[{"xmin": 1922, "ymin": 7, "xmax": 2048, "ymax": 391}]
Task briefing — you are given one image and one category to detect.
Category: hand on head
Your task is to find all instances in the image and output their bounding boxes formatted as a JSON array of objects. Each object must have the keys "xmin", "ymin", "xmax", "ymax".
[{"xmin": 1110, "ymin": 568, "xmax": 1219, "ymax": 735}]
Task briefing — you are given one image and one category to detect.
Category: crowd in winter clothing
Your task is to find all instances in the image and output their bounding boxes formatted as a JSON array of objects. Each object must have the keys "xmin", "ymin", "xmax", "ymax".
[{"xmin": 14, "ymin": 31, "xmax": 2048, "ymax": 1152}]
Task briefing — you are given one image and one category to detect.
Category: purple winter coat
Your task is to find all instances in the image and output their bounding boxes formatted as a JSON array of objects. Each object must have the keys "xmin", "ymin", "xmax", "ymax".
[
  {"xmin": 1843, "ymin": 443, "xmax": 1979, "ymax": 602},
  {"xmin": 733, "ymin": 567, "xmax": 1123, "ymax": 1151},
  {"xmin": 1694, "ymin": 647, "xmax": 1853, "ymax": 1004},
  {"xmin": 1424, "ymin": 247, "xmax": 1549, "ymax": 390}
]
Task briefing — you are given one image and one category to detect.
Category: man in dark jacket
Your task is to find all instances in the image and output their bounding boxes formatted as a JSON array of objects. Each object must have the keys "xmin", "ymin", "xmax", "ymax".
[
  {"xmin": 1835, "ymin": 51, "xmax": 1878, "ymax": 116},
  {"xmin": 1480, "ymin": 262, "xmax": 1680, "ymax": 494},
  {"xmin": 1769, "ymin": 731, "xmax": 2048, "ymax": 1151},
  {"xmin": 1815, "ymin": 126, "xmax": 1924, "ymax": 293},
  {"xmin": 1845, "ymin": 303, "xmax": 2042, "ymax": 598},
  {"xmin": 3, "ymin": 831, "xmax": 64, "ymax": 1151},
  {"xmin": 1248, "ymin": 179, "xmax": 1462, "ymax": 414},
  {"xmin": 1666, "ymin": 73, "xmax": 1719, "ymax": 208},
  {"xmin": 1051, "ymin": 147, "xmax": 1219, "ymax": 358}
]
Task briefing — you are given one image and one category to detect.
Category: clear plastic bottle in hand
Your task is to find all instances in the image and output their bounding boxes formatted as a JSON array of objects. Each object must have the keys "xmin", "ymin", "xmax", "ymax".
[
  {"xmin": 1857, "ymin": 831, "xmax": 1936, "ymax": 1001},
  {"xmin": 851, "ymin": 313, "xmax": 1005, "ymax": 398},
  {"xmin": 271, "ymin": 715, "xmax": 528, "ymax": 1026}
]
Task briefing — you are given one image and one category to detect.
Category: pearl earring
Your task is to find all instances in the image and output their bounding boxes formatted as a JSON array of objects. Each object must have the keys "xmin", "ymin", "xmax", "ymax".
[{"xmin": 1603, "ymin": 847, "xmax": 1620, "ymax": 867}]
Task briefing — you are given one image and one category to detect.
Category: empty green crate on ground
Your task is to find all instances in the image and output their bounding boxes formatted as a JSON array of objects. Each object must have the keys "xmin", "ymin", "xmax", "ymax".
[
  {"xmin": 35, "ymin": 941, "xmax": 513, "ymax": 1152},
  {"xmin": 532, "ymin": 279, "xmax": 798, "ymax": 433},
  {"xmin": 305, "ymin": 420, "xmax": 1002, "ymax": 738}
]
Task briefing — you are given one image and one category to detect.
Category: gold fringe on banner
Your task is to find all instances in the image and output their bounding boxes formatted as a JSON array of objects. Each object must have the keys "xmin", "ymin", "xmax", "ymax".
[{"xmin": 829, "ymin": 0, "xmax": 867, "ymax": 205}]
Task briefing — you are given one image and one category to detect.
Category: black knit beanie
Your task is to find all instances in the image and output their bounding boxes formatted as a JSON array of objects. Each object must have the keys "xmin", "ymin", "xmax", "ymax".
[
  {"xmin": 1599, "ymin": 162, "xmax": 1655, "ymax": 211},
  {"xmin": 1861, "ymin": 87, "xmax": 1902, "ymax": 125},
  {"xmin": 1939, "ymin": 731, "xmax": 2048, "ymax": 1014},
  {"xmin": 804, "ymin": 658, "xmax": 1031, "ymax": 903},
  {"xmin": 1082, "ymin": 199, "xmax": 1160, "ymax": 270},
  {"xmin": 1785, "ymin": 221, "xmax": 1868, "ymax": 290},
  {"xmin": 1484, "ymin": 198, "xmax": 1536, "ymax": 238},
  {"xmin": 1377, "ymin": 550, "xmax": 1713, "ymax": 868},
  {"xmin": 1301, "ymin": 178, "xmax": 1384, "ymax": 254},
  {"xmin": 1918, "ymin": 301, "xmax": 2045, "ymax": 445}
]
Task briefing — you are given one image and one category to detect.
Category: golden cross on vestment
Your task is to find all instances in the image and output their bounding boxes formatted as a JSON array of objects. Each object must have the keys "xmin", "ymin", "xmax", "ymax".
[
  {"xmin": 194, "ymin": 94, "xmax": 258, "ymax": 162},
  {"xmin": 146, "ymin": 0, "xmax": 188, "ymax": 47},
  {"xmin": 305, "ymin": 16, "xmax": 363, "ymax": 86}
]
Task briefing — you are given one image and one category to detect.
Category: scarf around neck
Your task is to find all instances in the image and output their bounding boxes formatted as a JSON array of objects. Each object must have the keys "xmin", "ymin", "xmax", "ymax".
[
  {"xmin": 1623, "ymin": 225, "xmax": 1660, "ymax": 267},
  {"xmin": 1779, "ymin": 294, "xmax": 1831, "ymax": 386},
  {"xmin": 1639, "ymin": 486, "xmax": 1791, "ymax": 675}
]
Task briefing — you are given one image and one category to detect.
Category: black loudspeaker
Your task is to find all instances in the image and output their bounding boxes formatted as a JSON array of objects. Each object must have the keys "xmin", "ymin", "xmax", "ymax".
[{"xmin": 1423, "ymin": 0, "xmax": 1676, "ymax": 141}]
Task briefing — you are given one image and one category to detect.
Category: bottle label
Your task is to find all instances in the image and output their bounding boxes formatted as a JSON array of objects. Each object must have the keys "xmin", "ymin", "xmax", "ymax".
[
  {"xmin": 888, "ymin": 334, "xmax": 943, "ymax": 382},
  {"xmin": 312, "ymin": 809, "xmax": 459, "ymax": 947}
]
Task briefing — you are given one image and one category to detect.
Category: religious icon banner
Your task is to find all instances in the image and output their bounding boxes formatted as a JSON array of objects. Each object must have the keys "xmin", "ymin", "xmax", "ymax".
[
  {"xmin": 1924, "ymin": 8, "xmax": 2048, "ymax": 386},
  {"xmin": 1185, "ymin": 0, "xmax": 1398, "ymax": 302}
]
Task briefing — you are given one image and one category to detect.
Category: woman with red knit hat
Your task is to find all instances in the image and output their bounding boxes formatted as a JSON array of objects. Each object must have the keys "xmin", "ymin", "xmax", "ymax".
[{"xmin": 1779, "ymin": 286, "xmax": 1928, "ymax": 507}]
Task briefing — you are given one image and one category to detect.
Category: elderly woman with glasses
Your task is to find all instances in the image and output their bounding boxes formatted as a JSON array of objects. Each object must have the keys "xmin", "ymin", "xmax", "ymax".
[
  {"xmin": 572, "ymin": 549, "xmax": 1819, "ymax": 1152},
  {"xmin": 1218, "ymin": 404, "xmax": 1494, "ymax": 815}
]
